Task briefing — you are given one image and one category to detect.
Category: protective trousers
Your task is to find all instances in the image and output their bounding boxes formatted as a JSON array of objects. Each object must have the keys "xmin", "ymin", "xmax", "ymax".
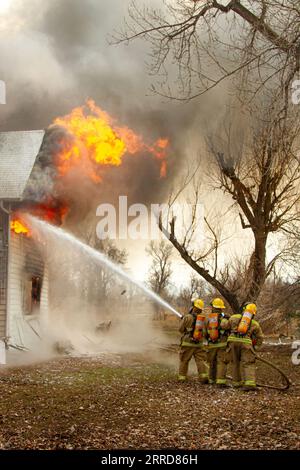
[
  {"xmin": 207, "ymin": 347, "xmax": 229, "ymax": 385},
  {"xmin": 178, "ymin": 346, "xmax": 208, "ymax": 382},
  {"xmin": 229, "ymin": 343, "xmax": 256, "ymax": 387}
]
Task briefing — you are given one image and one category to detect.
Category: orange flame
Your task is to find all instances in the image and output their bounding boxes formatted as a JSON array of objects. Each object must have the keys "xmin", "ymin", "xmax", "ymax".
[
  {"xmin": 52, "ymin": 100, "xmax": 169, "ymax": 180},
  {"xmin": 33, "ymin": 202, "xmax": 69, "ymax": 225},
  {"xmin": 149, "ymin": 138, "xmax": 169, "ymax": 177},
  {"xmin": 10, "ymin": 219, "xmax": 30, "ymax": 236},
  {"xmin": 10, "ymin": 201, "xmax": 68, "ymax": 237},
  {"xmin": 11, "ymin": 101, "xmax": 170, "ymax": 236}
]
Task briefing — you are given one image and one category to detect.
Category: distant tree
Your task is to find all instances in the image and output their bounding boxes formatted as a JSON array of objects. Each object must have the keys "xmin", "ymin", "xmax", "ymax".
[
  {"xmin": 47, "ymin": 223, "xmax": 128, "ymax": 324},
  {"xmin": 94, "ymin": 239, "xmax": 128, "ymax": 301},
  {"xmin": 146, "ymin": 240, "xmax": 173, "ymax": 296},
  {"xmin": 81, "ymin": 226, "xmax": 128, "ymax": 305},
  {"xmin": 177, "ymin": 274, "xmax": 208, "ymax": 310},
  {"xmin": 256, "ymin": 272, "xmax": 300, "ymax": 335}
]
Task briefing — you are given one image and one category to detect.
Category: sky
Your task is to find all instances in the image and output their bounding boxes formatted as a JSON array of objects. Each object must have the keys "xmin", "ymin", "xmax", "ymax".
[{"xmin": 0, "ymin": 0, "xmax": 251, "ymax": 289}]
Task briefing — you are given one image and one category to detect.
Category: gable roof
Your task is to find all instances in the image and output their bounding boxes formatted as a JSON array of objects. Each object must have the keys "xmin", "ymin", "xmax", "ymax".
[{"xmin": 0, "ymin": 130, "xmax": 45, "ymax": 200}]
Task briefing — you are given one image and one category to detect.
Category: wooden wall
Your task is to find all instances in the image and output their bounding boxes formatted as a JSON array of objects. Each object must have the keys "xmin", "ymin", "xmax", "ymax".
[
  {"xmin": 0, "ymin": 208, "xmax": 8, "ymax": 339},
  {"xmin": 7, "ymin": 229, "xmax": 49, "ymax": 348}
]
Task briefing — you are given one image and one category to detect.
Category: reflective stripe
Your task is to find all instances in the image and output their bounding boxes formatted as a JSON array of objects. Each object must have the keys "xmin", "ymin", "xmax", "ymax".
[
  {"xmin": 181, "ymin": 341, "xmax": 204, "ymax": 348},
  {"xmin": 206, "ymin": 342, "xmax": 227, "ymax": 349},
  {"xmin": 244, "ymin": 380, "xmax": 256, "ymax": 387},
  {"xmin": 228, "ymin": 335, "xmax": 252, "ymax": 345},
  {"xmin": 178, "ymin": 375, "xmax": 187, "ymax": 381},
  {"xmin": 216, "ymin": 379, "xmax": 227, "ymax": 385}
]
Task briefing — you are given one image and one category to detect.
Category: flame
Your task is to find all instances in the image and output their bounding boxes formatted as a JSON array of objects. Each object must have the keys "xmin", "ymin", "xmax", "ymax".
[
  {"xmin": 12, "ymin": 100, "xmax": 170, "ymax": 236},
  {"xmin": 10, "ymin": 219, "xmax": 30, "ymax": 236},
  {"xmin": 149, "ymin": 138, "xmax": 169, "ymax": 177},
  {"xmin": 33, "ymin": 202, "xmax": 69, "ymax": 225},
  {"xmin": 52, "ymin": 100, "xmax": 169, "ymax": 180},
  {"xmin": 10, "ymin": 200, "xmax": 68, "ymax": 237}
]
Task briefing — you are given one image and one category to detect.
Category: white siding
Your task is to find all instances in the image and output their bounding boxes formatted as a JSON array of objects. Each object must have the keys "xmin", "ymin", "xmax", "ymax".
[
  {"xmin": 7, "ymin": 230, "xmax": 49, "ymax": 349},
  {"xmin": 40, "ymin": 265, "xmax": 49, "ymax": 331},
  {"xmin": 0, "ymin": 210, "xmax": 8, "ymax": 339}
]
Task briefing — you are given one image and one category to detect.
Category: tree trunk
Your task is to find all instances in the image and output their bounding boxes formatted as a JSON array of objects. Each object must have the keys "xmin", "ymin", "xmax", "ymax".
[{"xmin": 245, "ymin": 230, "xmax": 267, "ymax": 302}]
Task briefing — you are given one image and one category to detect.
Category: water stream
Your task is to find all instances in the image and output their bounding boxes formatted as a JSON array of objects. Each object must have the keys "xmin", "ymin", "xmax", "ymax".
[{"xmin": 25, "ymin": 215, "xmax": 183, "ymax": 319}]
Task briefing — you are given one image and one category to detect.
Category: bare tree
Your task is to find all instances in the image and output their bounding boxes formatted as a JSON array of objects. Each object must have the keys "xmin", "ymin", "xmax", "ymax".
[
  {"xmin": 177, "ymin": 273, "xmax": 209, "ymax": 310},
  {"xmin": 79, "ymin": 225, "xmax": 128, "ymax": 305},
  {"xmin": 117, "ymin": 0, "xmax": 300, "ymax": 108},
  {"xmin": 257, "ymin": 269, "xmax": 300, "ymax": 335},
  {"xmin": 115, "ymin": 1, "xmax": 300, "ymax": 316},
  {"xmin": 158, "ymin": 108, "xmax": 300, "ymax": 313},
  {"xmin": 93, "ymin": 238, "xmax": 128, "ymax": 301},
  {"xmin": 146, "ymin": 240, "xmax": 173, "ymax": 296}
]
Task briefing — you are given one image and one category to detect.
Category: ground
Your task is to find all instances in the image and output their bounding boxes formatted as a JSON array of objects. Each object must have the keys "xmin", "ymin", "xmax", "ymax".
[{"xmin": 0, "ymin": 347, "xmax": 299, "ymax": 450}]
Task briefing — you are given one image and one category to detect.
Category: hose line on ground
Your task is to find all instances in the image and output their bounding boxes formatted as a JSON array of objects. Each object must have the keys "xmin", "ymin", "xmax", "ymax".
[
  {"xmin": 225, "ymin": 350, "xmax": 291, "ymax": 390},
  {"xmin": 253, "ymin": 352, "xmax": 291, "ymax": 391}
]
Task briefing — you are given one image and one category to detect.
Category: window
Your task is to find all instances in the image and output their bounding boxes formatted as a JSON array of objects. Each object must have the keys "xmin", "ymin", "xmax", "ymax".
[
  {"xmin": 31, "ymin": 276, "xmax": 42, "ymax": 305},
  {"xmin": 24, "ymin": 276, "xmax": 42, "ymax": 315}
]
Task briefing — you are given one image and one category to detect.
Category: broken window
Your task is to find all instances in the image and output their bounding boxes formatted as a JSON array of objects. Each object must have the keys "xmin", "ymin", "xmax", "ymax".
[
  {"xmin": 23, "ymin": 239, "xmax": 44, "ymax": 315},
  {"xmin": 31, "ymin": 276, "xmax": 42, "ymax": 304},
  {"xmin": 24, "ymin": 276, "xmax": 42, "ymax": 315}
]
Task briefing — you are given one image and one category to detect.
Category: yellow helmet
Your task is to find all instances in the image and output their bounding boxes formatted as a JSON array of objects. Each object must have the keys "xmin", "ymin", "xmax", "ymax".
[
  {"xmin": 211, "ymin": 298, "xmax": 226, "ymax": 309},
  {"xmin": 243, "ymin": 303, "xmax": 257, "ymax": 315},
  {"xmin": 193, "ymin": 298, "xmax": 204, "ymax": 310}
]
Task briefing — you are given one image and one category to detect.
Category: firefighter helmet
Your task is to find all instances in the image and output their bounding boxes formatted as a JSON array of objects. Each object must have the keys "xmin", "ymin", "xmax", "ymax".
[
  {"xmin": 242, "ymin": 302, "xmax": 257, "ymax": 315},
  {"xmin": 211, "ymin": 298, "xmax": 226, "ymax": 309},
  {"xmin": 193, "ymin": 298, "xmax": 204, "ymax": 310}
]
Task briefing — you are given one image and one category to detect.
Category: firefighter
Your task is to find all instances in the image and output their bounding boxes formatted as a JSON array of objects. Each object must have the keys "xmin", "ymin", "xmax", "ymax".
[
  {"xmin": 227, "ymin": 302, "xmax": 263, "ymax": 390},
  {"xmin": 178, "ymin": 298, "xmax": 209, "ymax": 383},
  {"xmin": 206, "ymin": 298, "xmax": 230, "ymax": 387}
]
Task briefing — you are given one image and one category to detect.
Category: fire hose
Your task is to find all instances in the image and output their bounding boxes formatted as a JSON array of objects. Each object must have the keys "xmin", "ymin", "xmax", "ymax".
[
  {"xmin": 225, "ymin": 351, "xmax": 291, "ymax": 391},
  {"xmin": 157, "ymin": 344, "xmax": 292, "ymax": 391},
  {"xmin": 251, "ymin": 350, "xmax": 291, "ymax": 390}
]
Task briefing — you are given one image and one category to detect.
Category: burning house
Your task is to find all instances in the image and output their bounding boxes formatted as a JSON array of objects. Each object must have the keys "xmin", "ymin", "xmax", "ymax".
[
  {"xmin": 0, "ymin": 101, "xmax": 170, "ymax": 364},
  {"xmin": 0, "ymin": 130, "xmax": 47, "ymax": 363}
]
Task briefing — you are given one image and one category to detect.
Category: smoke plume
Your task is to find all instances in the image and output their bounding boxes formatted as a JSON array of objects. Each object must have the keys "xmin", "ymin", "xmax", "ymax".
[{"xmin": 0, "ymin": 0, "xmax": 224, "ymax": 198}]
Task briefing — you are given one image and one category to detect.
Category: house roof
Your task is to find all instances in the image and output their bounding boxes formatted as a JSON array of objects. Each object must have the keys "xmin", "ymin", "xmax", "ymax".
[{"xmin": 0, "ymin": 130, "xmax": 45, "ymax": 200}]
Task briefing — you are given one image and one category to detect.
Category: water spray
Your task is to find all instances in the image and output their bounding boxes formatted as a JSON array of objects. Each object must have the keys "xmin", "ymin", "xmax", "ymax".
[{"xmin": 25, "ymin": 215, "xmax": 183, "ymax": 319}]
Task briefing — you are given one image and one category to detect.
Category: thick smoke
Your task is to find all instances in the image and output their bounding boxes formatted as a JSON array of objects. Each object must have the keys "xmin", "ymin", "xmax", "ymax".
[
  {"xmin": 0, "ymin": 0, "xmax": 223, "ymax": 184},
  {"xmin": 1, "ymin": 0, "xmax": 228, "ymax": 275},
  {"xmin": 2, "ymin": 0, "xmax": 229, "ymax": 279}
]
